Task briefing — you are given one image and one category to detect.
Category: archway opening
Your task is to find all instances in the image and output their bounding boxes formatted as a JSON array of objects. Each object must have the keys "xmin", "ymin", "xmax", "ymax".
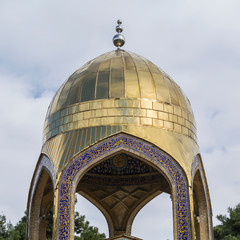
[
  {"xmin": 75, "ymin": 152, "xmax": 171, "ymax": 239},
  {"xmin": 193, "ymin": 170, "xmax": 209, "ymax": 240},
  {"xmin": 132, "ymin": 193, "xmax": 173, "ymax": 240},
  {"xmin": 75, "ymin": 194, "xmax": 109, "ymax": 238},
  {"xmin": 29, "ymin": 169, "xmax": 54, "ymax": 240}
]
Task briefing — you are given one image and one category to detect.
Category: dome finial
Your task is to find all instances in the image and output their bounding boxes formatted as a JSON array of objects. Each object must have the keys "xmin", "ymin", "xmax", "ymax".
[{"xmin": 112, "ymin": 19, "xmax": 125, "ymax": 48}]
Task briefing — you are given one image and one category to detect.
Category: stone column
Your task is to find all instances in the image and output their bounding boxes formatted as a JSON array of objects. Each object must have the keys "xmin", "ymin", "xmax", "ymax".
[
  {"xmin": 52, "ymin": 186, "xmax": 60, "ymax": 240},
  {"xmin": 39, "ymin": 218, "xmax": 48, "ymax": 240}
]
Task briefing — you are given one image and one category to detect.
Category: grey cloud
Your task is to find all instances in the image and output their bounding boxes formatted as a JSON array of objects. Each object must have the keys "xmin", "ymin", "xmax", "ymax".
[{"xmin": 0, "ymin": 0, "xmax": 240, "ymax": 238}]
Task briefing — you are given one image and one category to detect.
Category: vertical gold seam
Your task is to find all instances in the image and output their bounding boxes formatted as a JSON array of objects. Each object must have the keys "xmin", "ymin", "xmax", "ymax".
[
  {"xmin": 69, "ymin": 130, "xmax": 77, "ymax": 161},
  {"xmin": 68, "ymin": 130, "xmax": 77, "ymax": 161},
  {"xmin": 176, "ymin": 85, "xmax": 189, "ymax": 111},
  {"xmin": 94, "ymin": 66, "xmax": 99, "ymax": 100},
  {"xmin": 48, "ymin": 138, "xmax": 55, "ymax": 162},
  {"xmin": 94, "ymin": 51, "xmax": 112, "ymax": 100},
  {"xmin": 109, "ymin": 52, "xmax": 113, "ymax": 98},
  {"xmin": 73, "ymin": 130, "xmax": 80, "ymax": 155},
  {"xmin": 44, "ymin": 138, "xmax": 50, "ymax": 155},
  {"xmin": 110, "ymin": 125, "xmax": 112, "ymax": 135},
  {"xmin": 126, "ymin": 51, "xmax": 141, "ymax": 98},
  {"xmin": 163, "ymin": 75, "xmax": 172, "ymax": 106},
  {"xmin": 55, "ymin": 135, "xmax": 65, "ymax": 166},
  {"xmin": 65, "ymin": 74, "xmax": 78, "ymax": 107},
  {"xmin": 95, "ymin": 127, "xmax": 97, "ymax": 144},
  {"xmin": 61, "ymin": 131, "xmax": 76, "ymax": 170},
  {"xmin": 51, "ymin": 77, "xmax": 69, "ymax": 114},
  {"xmin": 52, "ymin": 137, "xmax": 60, "ymax": 159},
  {"xmin": 140, "ymin": 56, "xmax": 157, "ymax": 100},
  {"xmin": 45, "ymin": 139, "xmax": 51, "ymax": 158},
  {"xmin": 77, "ymin": 129, "xmax": 84, "ymax": 153},
  {"xmin": 121, "ymin": 51, "xmax": 126, "ymax": 98},
  {"xmin": 84, "ymin": 128, "xmax": 88, "ymax": 149},
  {"xmin": 59, "ymin": 132, "xmax": 72, "ymax": 170},
  {"xmin": 171, "ymin": 80, "xmax": 182, "ymax": 107},
  {"xmin": 56, "ymin": 133, "xmax": 70, "ymax": 174},
  {"xmin": 89, "ymin": 127, "xmax": 92, "ymax": 147}
]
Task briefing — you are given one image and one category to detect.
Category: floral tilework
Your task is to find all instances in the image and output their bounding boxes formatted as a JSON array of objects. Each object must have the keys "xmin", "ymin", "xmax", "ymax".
[{"xmin": 58, "ymin": 134, "xmax": 190, "ymax": 240}]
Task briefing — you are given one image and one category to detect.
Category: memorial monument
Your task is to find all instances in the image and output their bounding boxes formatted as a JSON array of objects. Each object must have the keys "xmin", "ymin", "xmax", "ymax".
[{"xmin": 27, "ymin": 20, "xmax": 213, "ymax": 240}]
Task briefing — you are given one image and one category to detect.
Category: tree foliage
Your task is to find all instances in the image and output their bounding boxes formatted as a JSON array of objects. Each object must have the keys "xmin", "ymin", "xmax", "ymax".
[
  {"xmin": 0, "ymin": 211, "xmax": 105, "ymax": 240},
  {"xmin": 0, "ymin": 213, "xmax": 26, "ymax": 240},
  {"xmin": 74, "ymin": 212, "xmax": 105, "ymax": 240},
  {"xmin": 214, "ymin": 203, "xmax": 240, "ymax": 240},
  {"xmin": 0, "ymin": 214, "xmax": 11, "ymax": 239}
]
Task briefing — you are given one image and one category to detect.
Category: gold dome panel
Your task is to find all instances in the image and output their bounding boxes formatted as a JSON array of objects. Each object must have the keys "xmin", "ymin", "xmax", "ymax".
[
  {"xmin": 42, "ymin": 49, "xmax": 199, "ymax": 176},
  {"xmin": 43, "ymin": 50, "xmax": 196, "ymax": 145},
  {"xmin": 47, "ymin": 50, "xmax": 192, "ymax": 117}
]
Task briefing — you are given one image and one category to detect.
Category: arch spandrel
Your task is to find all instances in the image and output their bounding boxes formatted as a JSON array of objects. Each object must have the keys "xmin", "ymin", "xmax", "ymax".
[
  {"xmin": 57, "ymin": 133, "xmax": 191, "ymax": 240},
  {"xmin": 41, "ymin": 124, "xmax": 199, "ymax": 182}
]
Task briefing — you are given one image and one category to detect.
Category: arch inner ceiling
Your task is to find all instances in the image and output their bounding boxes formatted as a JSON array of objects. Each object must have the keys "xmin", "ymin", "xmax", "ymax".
[{"xmin": 76, "ymin": 152, "xmax": 171, "ymax": 236}]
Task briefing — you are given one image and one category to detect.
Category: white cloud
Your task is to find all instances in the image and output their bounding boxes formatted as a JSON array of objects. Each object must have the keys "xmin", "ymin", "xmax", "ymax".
[
  {"xmin": 203, "ymin": 144, "xmax": 240, "ymax": 226},
  {"xmin": 132, "ymin": 193, "xmax": 173, "ymax": 240},
  {"xmin": 0, "ymin": 0, "xmax": 239, "ymax": 238},
  {"xmin": 0, "ymin": 74, "xmax": 53, "ymax": 224},
  {"xmin": 76, "ymin": 193, "xmax": 173, "ymax": 240}
]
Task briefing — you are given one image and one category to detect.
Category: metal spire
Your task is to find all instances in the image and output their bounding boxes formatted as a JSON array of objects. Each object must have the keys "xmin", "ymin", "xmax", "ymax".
[{"xmin": 112, "ymin": 20, "xmax": 125, "ymax": 48}]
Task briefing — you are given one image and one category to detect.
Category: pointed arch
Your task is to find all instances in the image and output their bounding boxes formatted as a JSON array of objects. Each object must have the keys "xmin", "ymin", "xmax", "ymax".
[
  {"xmin": 27, "ymin": 155, "xmax": 55, "ymax": 240},
  {"xmin": 192, "ymin": 155, "xmax": 213, "ymax": 240},
  {"xmin": 75, "ymin": 150, "xmax": 172, "ymax": 237},
  {"xmin": 58, "ymin": 133, "xmax": 191, "ymax": 240}
]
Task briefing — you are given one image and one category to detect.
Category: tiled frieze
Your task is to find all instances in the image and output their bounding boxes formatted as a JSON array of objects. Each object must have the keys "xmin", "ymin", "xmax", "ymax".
[{"xmin": 58, "ymin": 134, "xmax": 190, "ymax": 240}]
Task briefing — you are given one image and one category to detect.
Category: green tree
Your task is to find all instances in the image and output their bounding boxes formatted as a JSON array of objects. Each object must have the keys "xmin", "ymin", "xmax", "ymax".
[
  {"xmin": 8, "ymin": 213, "xmax": 26, "ymax": 240},
  {"xmin": 74, "ymin": 212, "xmax": 105, "ymax": 240},
  {"xmin": 214, "ymin": 203, "xmax": 240, "ymax": 240},
  {"xmin": 0, "ymin": 215, "xmax": 15, "ymax": 240},
  {"xmin": 0, "ymin": 214, "xmax": 12, "ymax": 239},
  {"xmin": 0, "ymin": 211, "xmax": 105, "ymax": 240}
]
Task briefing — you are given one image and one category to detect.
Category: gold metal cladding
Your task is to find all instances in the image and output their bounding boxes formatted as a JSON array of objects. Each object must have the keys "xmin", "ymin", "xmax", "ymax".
[
  {"xmin": 45, "ymin": 50, "xmax": 193, "ymax": 117},
  {"xmin": 43, "ymin": 98, "xmax": 196, "ymax": 143},
  {"xmin": 41, "ymin": 49, "xmax": 198, "ymax": 178},
  {"xmin": 42, "ymin": 99, "xmax": 198, "ymax": 178},
  {"xmin": 42, "ymin": 124, "xmax": 199, "ymax": 182}
]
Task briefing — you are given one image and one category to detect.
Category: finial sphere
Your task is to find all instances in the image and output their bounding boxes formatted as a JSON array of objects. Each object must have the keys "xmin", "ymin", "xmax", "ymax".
[
  {"xmin": 117, "ymin": 19, "xmax": 122, "ymax": 25},
  {"xmin": 113, "ymin": 34, "xmax": 125, "ymax": 47},
  {"xmin": 116, "ymin": 25, "xmax": 123, "ymax": 33},
  {"xmin": 113, "ymin": 19, "xmax": 125, "ymax": 48}
]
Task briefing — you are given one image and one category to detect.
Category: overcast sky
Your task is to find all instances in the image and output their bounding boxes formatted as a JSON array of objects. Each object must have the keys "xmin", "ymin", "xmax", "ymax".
[{"xmin": 0, "ymin": 1, "xmax": 240, "ymax": 239}]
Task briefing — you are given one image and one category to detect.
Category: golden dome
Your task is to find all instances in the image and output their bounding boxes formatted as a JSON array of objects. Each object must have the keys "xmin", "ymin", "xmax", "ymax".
[
  {"xmin": 43, "ymin": 50, "xmax": 196, "ymax": 143},
  {"xmin": 47, "ymin": 49, "xmax": 192, "ymax": 116},
  {"xmin": 42, "ymin": 49, "xmax": 198, "ymax": 175}
]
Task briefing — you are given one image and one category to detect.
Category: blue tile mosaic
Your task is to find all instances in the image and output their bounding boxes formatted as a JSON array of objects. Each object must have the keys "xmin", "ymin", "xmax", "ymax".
[{"xmin": 58, "ymin": 134, "xmax": 190, "ymax": 240}]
